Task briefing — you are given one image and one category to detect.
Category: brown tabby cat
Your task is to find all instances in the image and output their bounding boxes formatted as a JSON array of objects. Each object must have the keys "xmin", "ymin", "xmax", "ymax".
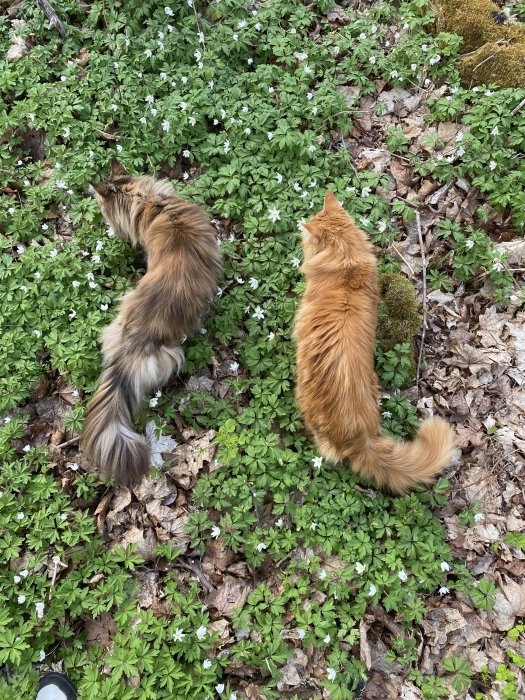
[
  {"xmin": 82, "ymin": 159, "xmax": 221, "ymax": 485},
  {"xmin": 294, "ymin": 191, "xmax": 455, "ymax": 494}
]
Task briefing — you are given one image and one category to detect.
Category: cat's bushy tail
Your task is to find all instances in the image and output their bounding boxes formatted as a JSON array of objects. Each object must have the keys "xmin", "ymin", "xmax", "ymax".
[
  {"xmin": 82, "ymin": 320, "xmax": 183, "ymax": 486},
  {"xmin": 348, "ymin": 417, "xmax": 455, "ymax": 495}
]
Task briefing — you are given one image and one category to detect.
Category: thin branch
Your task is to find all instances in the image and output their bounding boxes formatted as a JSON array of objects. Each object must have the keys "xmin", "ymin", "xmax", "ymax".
[
  {"xmin": 390, "ymin": 242, "xmax": 416, "ymax": 275},
  {"xmin": 172, "ymin": 561, "xmax": 215, "ymax": 593},
  {"xmin": 56, "ymin": 436, "xmax": 80, "ymax": 449},
  {"xmin": 37, "ymin": 0, "xmax": 67, "ymax": 37},
  {"xmin": 415, "ymin": 210, "xmax": 428, "ymax": 389},
  {"xmin": 511, "ymin": 96, "xmax": 525, "ymax": 117}
]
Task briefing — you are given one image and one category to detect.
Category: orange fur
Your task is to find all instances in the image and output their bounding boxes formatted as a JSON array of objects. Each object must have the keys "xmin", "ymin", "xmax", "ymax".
[
  {"xmin": 82, "ymin": 159, "xmax": 221, "ymax": 485},
  {"xmin": 294, "ymin": 191, "xmax": 455, "ymax": 494}
]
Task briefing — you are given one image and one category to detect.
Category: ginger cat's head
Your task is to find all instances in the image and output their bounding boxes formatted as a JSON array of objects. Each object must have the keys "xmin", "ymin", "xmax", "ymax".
[
  {"xmin": 300, "ymin": 191, "xmax": 364, "ymax": 262},
  {"xmin": 90, "ymin": 158, "xmax": 138, "ymax": 240}
]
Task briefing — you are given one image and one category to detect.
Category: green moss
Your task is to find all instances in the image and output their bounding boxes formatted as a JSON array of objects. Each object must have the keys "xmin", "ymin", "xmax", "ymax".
[
  {"xmin": 434, "ymin": 0, "xmax": 525, "ymax": 86},
  {"xmin": 377, "ymin": 272, "xmax": 421, "ymax": 381},
  {"xmin": 460, "ymin": 42, "xmax": 525, "ymax": 87}
]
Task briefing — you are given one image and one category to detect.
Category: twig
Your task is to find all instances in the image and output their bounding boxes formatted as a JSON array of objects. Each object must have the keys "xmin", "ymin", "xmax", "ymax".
[
  {"xmin": 172, "ymin": 561, "xmax": 215, "ymax": 593},
  {"xmin": 415, "ymin": 210, "xmax": 428, "ymax": 389},
  {"xmin": 56, "ymin": 436, "xmax": 80, "ymax": 449},
  {"xmin": 390, "ymin": 242, "xmax": 416, "ymax": 275},
  {"xmin": 511, "ymin": 96, "xmax": 525, "ymax": 117},
  {"xmin": 37, "ymin": 0, "xmax": 67, "ymax": 37}
]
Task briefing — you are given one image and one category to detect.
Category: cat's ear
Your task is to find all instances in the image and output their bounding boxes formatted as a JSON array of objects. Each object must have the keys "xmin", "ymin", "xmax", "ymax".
[
  {"xmin": 323, "ymin": 190, "xmax": 342, "ymax": 214},
  {"xmin": 300, "ymin": 222, "xmax": 315, "ymax": 239},
  {"xmin": 90, "ymin": 181, "xmax": 112, "ymax": 197},
  {"xmin": 110, "ymin": 158, "xmax": 130, "ymax": 179}
]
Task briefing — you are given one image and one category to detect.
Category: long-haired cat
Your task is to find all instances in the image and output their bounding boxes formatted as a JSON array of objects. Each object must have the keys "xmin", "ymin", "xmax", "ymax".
[
  {"xmin": 82, "ymin": 159, "xmax": 221, "ymax": 485},
  {"xmin": 294, "ymin": 191, "xmax": 455, "ymax": 494}
]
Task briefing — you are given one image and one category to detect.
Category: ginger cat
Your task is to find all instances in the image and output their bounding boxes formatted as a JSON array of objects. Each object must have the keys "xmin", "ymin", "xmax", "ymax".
[
  {"xmin": 83, "ymin": 159, "xmax": 221, "ymax": 485},
  {"xmin": 294, "ymin": 191, "xmax": 455, "ymax": 494}
]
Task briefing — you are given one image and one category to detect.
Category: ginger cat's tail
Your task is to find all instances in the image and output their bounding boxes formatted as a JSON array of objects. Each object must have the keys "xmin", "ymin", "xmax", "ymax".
[{"xmin": 348, "ymin": 417, "xmax": 455, "ymax": 495}]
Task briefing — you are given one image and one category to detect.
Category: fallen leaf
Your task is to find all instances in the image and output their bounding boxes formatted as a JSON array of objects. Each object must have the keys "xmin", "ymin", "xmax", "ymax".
[
  {"xmin": 205, "ymin": 575, "xmax": 251, "ymax": 617},
  {"xmin": 490, "ymin": 576, "xmax": 525, "ymax": 631}
]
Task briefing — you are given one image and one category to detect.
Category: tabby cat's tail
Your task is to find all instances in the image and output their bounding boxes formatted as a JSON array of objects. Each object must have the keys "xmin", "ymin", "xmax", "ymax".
[
  {"xmin": 349, "ymin": 417, "xmax": 456, "ymax": 495},
  {"xmin": 82, "ymin": 321, "xmax": 183, "ymax": 486}
]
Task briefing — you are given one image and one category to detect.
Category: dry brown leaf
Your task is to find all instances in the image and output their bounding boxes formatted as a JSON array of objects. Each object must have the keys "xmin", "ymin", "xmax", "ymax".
[
  {"xmin": 113, "ymin": 526, "xmax": 157, "ymax": 562},
  {"xmin": 490, "ymin": 576, "xmax": 525, "ymax": 631},
  {"xmin": 205, "ymin": 575, "xmax": 251, "ymax": 617},
  {"xmin": 85, "ymin": 612, "xmax": 116, "ymax": 648},
  {"xmin": 167, "ymin": 429, "xmax": 217, "ymax": 488}
]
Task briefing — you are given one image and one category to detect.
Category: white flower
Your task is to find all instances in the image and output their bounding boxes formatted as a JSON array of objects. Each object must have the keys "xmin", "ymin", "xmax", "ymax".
[
  {"xmin": 196, "ymin": 626, "xmax": 207, "ymax": 640},
  {"xmin": 368, "ymin": 583, "xmax": 377, "ymax": 596},
  {"xmin": 485, "ymin": 90, "xmax": 494, "ymax": 96},
  {"xmin": 439, "ymin": 587, "xmax": 449, "ymax": 596},
  {"xmin": 183, "ymin": 149, "xmax": 191, "ymax": 158},
  {"xmin": 181, "ymin": 76, "xmax": 189, "ymax": 84},
  {"xmin": 8, "ymin": 207, "xmax": 15, "ymax": 215},
  {"xmin": 4, "ymin": 417, "xmax": 11, "ymax": 424},
  {"xmin": 381, "ymin": 411, "xmax": 392, "ymax": 418},
  {"xmin": 465, "ymin": 239, "xmax": 474, "ymax": 249},
  {"xmin": 256, "ymin": 542, "xmax": 267, "ymax": 552},
  {"xmin": 492, "ymin": 260, "xmax": 504, "ymax": 272},
  {"xmin": 161, "ymin": 119, "xmax": 170, "ymax": 132},
  {"xmin": 457, "ymin": 146, "xmax": 465, "ymax": 157},
  {"xmin": 188, "ymin": 116, "xmax": 196, "ymax": 126},
  {"xmin": 17, "ymin": 512, "xmax": 24, "ymax": 520},
  {"xmin": 398, "ymin": 570, "xmax": 408, "ymax": 582},
  {"xmin": 309, "ymin": 522, "xmax": 318, "ymax": 530},
  {"xmin": 23, "ymin": 445, "xmax": 31, "ymax": 452},
  {"xmin": 69, "ymin": 462, "xmax": 79, "ymax": 471},
  {"xmin": 252, "ymin": 306, "xmax": 265, "ymax": 321},
  {"xmin": 56, "ymin": 180, "xmax": 67, "ymax": 189},
  {"xmin": 232, "ymin": 33, "xmax": 239, "ymax": 41},
  {"xmin": 202, "ymin": 659, "xmax": 212, "ymax": 669},
  {"xmin": 323, "ymin": 634, "xmax": 330, "ymax": 643},
  {"xmin": 268, "ymin": 87, "xmax": 274, "ymax": 93},
  {"xmin": 369, "ymin": 56, "xmax": 377, "ymax": 64},
  {"xmin": 474, "ymin": 512, "xmax": 485, "ymax": 523},
  {"xmin": 172, "ymin": 628, "xmax": 185, "ymax": 642},
  {"xmin": 248, "ymin": 278, "xmax": 259, "ymax": 290},
  {"xmin": 164, "ymin": 5, "xmax": 174, "ymax": 14},
  {"xmin": 355, "ymin": 562, "xmax": 365, "ymax": 574},
  {"xmin": 275, "ymin": 518, "xmax": 283, "ymax": 528},
  {"xmin": 223, "ymin": 140, "xmax": 231, "ymax": 154},
  {"xmin": 66, "ymin": 189, "xmax": 74, "ymax": 196},
  {"xmin": 60, "ymin": 513, "xmax": 67, "ymax": 521},
  {"xmin": 35, "ymin": 272, "xmax": 41, "ymax": 278},
  {"xmin": 421, "ymin": 43, "xmax": 428, "ymax": 52},
  {"xmin": 144, "ymin": 48, "xmax": 153, "ymax": 57},
  {"xmin": 255, "ymin": 22, "xmax": 262, "ymax": 30},
  {"xmin": 63, "ymin": 127, "xmax": 70, "ymax": 137},
  {"xmin": 216, "ymin": 685, "xmax": 225, "ymax": 695},
  {"xmin": 312, "ymin": 456, "xmax": 323, "ymax": 469},
  {"xmin": 327, "ymin": 667, "xmax": 337, "ymax": 681},
  {"xmin": 319, "ymin": 568, "xmax": 327, "ymax": 580},
  {"xmin": 390, "ymin": 70, "xmax": 399, "ymax": 79},
  {"xmin": 33, "ymin": 330, "xmax": 42, "ymax": 338},
  {"xmin": 211, "ymin": 525, "xmax": 221, "ymax": 539},
  {"xmin": 429, "ymin": 55, "xmax": 441, "ymax": 65},
  {"xmin": 361, "ymin": 186, "xmax": 371, "ymax": 197},
  {"xmin": 69, "ymin": 310, "xmax": 76, "ymax": 319},
  {"xmin": 308, "ymin": 145, "xmax": 316, "ymax": 153},
  {"xmin": 14, "ymin": 575, "xmax": 21, "ymax": 583},
  {"xmin": 35, "ymin": 602, "xmax": 45, "ymax": 619},
  {"xmin": 39, "ymin": 650, "xmax": 46, "ymax": 661},
  {"xmin": 19, "ymin": 286, "xmax": 28, "ymax": 293},
  {"xmin": 267, "ymin": 131, "xmax": 273, "ymax": 140},
  {"xmin": 440, "ymin": 561, "xmax": 450, "ymax": 572},
  {"xmin": 491, "ymin": 125, "xmax": 499, "ymax": 136},
  {"xmin": 100, "ymin": 304, "xmax": 108, "ymax": 311},
  {"xmin": 291, "ymin": 257, "xmax": 301, "ymax": 268},
  {"xmin": 229, "ymin": 362, "xmax": 239, "ymax": 373},
  {"xmin": 17, "ymin": 595, "xmax": 26, "ymax": 604},
  {"xmin": 20, "ymin": 569, "xmax": 28, "ymax": 577},
  {"xmin": 304, "ymin": 64, "xmax": 312, "ymax": 74},
  {"xmin": 72, "ymin": 280, "xmax": 80, "ymax": 288},
  {"xmin": 237, "ymin": 19, "xmax": 247, "ymax": 28},
  {"xmin": 267, "ymin": 207, "xmax": 280, "ymax": 222},
  {"xmin": 293, "ymin": 182, "xmax": 302, "ymax": 192},
  {"xmin": 139, "ymin": 117, "xmax": 147, "ymax": 125},
  {"xmin": 194, "ymin": 50, "xmax": 202, "ymax": 62},
  {"xmin": 110, "ymin": 104, "xmax": 118, "ymax": 112},
  {"xmin": 150, "ymin": 108, "xmax": 158, "ymax": 117},
  {"xmin": 92, "ymin": 255, "xmax": 101, "ymax": 263},
  {"xmin": 42, "ymin": 223, "xmax": 49, "ymax": 230},
  {"xmin": 267, "ymin": 332, "xmax": 275, "ymax": 341},
  {"xmin": 244, "ymin": 127, "xmax": 251, "ymax": 135},
  {"xmin": 275, "ymin": 173, "xmax": 283, "ymax": 184},
  {"xmin": 149, "ymin": 397, "xmax": 158, "ymax": 407},
  {"xmin": 182, "ymin": 172, "xmax": 189, "ymax": 181},
  {"xmin": 489, "ymin": 160, "xmax": 497, "ymax": 171}
]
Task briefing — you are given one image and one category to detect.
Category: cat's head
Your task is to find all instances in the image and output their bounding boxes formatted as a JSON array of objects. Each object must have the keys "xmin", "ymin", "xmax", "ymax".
[
  {"xmin": 300, "ymin": 191, "xmax": 353, "ymax": 260},
  {"xmin": 90, "ymin": 159, "xmax": 136, "ymax": 240}
]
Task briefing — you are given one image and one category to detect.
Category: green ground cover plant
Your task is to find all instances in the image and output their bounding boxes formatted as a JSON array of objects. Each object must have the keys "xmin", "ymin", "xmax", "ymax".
[{"xmin": 1, "ymin": 0, "xmax": 523, "ymax": 697}]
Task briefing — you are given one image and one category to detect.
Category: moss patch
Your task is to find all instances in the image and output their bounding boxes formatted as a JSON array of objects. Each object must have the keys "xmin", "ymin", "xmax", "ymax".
[
  {"xmin": 434, "ymin": 0, "xmax": 525, "ymax": 87},
  {"xmin": 377, "ymin": 272, "xmax": 421, "ymax": 381}
]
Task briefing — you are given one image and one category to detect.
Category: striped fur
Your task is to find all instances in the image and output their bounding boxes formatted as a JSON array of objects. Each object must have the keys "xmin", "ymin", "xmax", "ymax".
[
  {"xmin": 294, "ymin": 191, "xmax": 455, "ymax": 494},
  {"xmin": 83, "ymin": 159, "xmax": 221, "ymax": 485}
]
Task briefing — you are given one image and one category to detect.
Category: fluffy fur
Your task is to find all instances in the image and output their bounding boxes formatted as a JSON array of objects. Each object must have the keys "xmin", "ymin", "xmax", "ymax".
[
  {"xmin": 294, "ymin": 191, "xmax": 455, "ymax": 494},
  {"xmin": 82, "ymin": 159, "xmax": 221, "ymax": 485}
]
